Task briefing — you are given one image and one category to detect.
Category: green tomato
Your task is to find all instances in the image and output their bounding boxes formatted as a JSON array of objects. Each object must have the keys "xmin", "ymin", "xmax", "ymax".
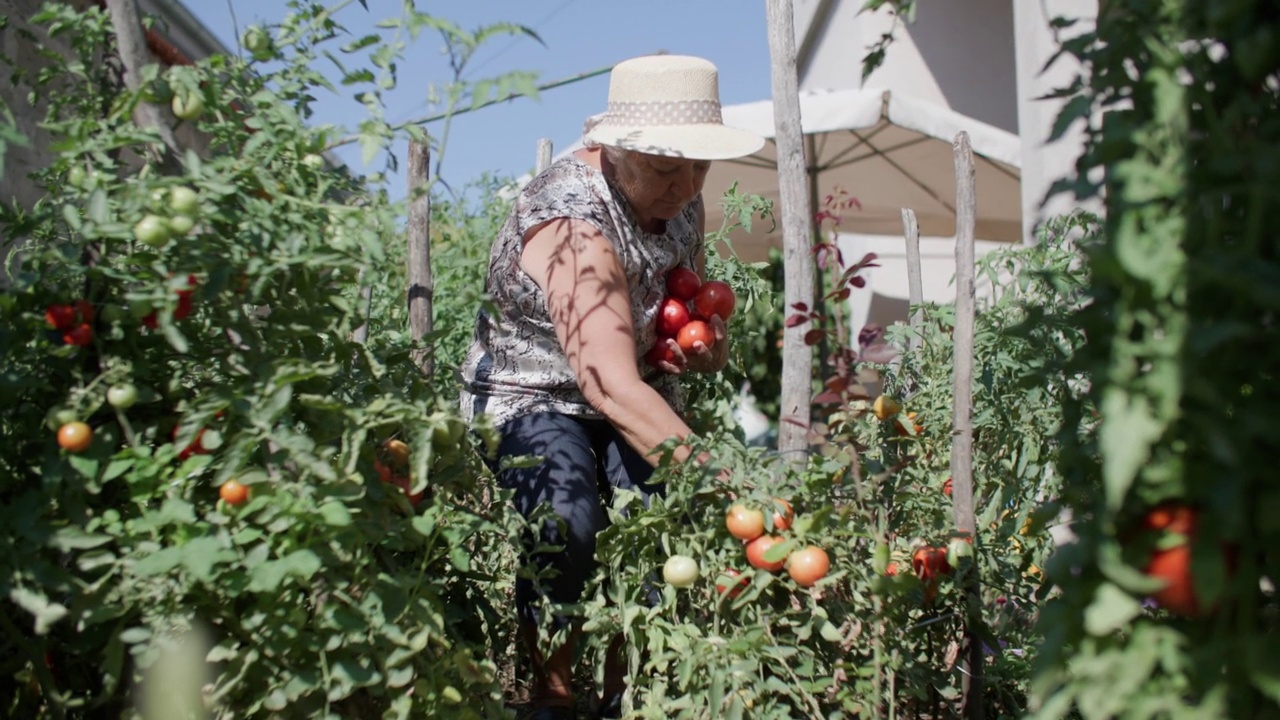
[
  {"xmin": 133, "ymin": 215, "xmax": 172, "ymax": 247},
  {"xmin": 106, "ymin": 384, "xmax": 138, "ymax": 410},
  {"xmin": 100, "ymin": 303, "xmax": 126, "ymax": 323},
  {"xmin": 947, "ymin": 536, "xmax": 974, "ymax": 562},
  {"xmin": 663, "ymin": 554, "xmax": 700, "ymax": 588},
  {"xmin": 171, "ymin": 92, "xmax": 204, "ymax": 121},
  {"xmin": 168, "ymin": 186, "xmax": 199, "ymax": 216},
  {"xmin": 243, "ymin": 26, "xmax": 273, "ymax": 61},
  {"xmin": 45, "ymin": 406, "xmax": 79, "ymax": 431},
  {"xmin": 67, "ymin": 166, "xmax": 86, "ymax": 188},
  {"xmin": 129, "ymin": 300, "xmax": 155, "ymax": 319},
  {"xmin": 301, "ymin": 153, "xmax": 325, "ymax": 170},
  {"xmin": 168, "ymin": 214, "xmax": 195, "ymax": 236}
]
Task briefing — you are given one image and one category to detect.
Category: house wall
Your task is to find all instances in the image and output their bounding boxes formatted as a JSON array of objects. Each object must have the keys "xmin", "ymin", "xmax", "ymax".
[{"xmin": 0, "ymin": 0, "xmax": 228, "ymax": 286}]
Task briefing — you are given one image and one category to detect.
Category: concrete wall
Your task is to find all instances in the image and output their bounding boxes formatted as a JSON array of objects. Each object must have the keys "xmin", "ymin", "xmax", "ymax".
[{"xmin": 0, "ymin": 0, "xmax": 228, "ymax": 285}]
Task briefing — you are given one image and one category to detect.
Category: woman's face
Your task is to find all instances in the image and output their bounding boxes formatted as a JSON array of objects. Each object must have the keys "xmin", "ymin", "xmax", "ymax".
[{"xmin": 611, "ymin": 151, "xmax": 711, "ymax": 225}]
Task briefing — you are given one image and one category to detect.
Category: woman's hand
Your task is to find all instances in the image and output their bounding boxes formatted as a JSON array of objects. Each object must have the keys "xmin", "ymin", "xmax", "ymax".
[{"xmin": 651, "ymin": 315, "xmax": 729, "ymax": 375}]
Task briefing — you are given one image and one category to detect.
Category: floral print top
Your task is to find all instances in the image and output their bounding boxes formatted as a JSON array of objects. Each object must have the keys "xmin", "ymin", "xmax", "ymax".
[{"xmin": 460, "ymin": 154, "xmax": 704, "ymax": 431}]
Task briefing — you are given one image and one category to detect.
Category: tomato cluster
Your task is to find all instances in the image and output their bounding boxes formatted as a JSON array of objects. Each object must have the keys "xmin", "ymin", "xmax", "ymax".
[
  {"xmin": 45, "ymin": 299, "xmax": 95, "ymax": 346},
  {"xmin": 645, "ymin": 268, "xmax": 737, "ymax": 368},
  {"xmin": 142, "ymin": 274, "xmax": 198, "ymax": 329},
  {"xmin": 724, "ymin": 498, "xmax": 831, "ymax": 589},
  {"xmin": 376, "ymin": 438, "xmax": 424, "ymax": 508},
  {"xmin": 871, "ymin": 394, "xmax": 926, "ymax": 437}
]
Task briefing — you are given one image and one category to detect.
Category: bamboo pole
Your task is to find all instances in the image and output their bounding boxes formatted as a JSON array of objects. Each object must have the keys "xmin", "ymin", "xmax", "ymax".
[
  {"xmin": 407, "ymin": 139, "xmax": 434, "ymax": 376},
  {"xmin": 765, "ymin": 0, "xmax": 817, "ymax": 464},
  {"xmin": 949, "ymin": 131, "xmax": 983, "ymax": 719},
  {"xmin": 536, "ymin": 138, "xmax": 553, "ymax": 174},
  {"xmin": 902, "ymin": 208, "xmax": 924, "ymax": 351}
]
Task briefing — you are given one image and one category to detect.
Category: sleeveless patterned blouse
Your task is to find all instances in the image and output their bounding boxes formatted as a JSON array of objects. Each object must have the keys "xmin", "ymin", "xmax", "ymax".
[{"xmin": 460, "ymin": 154, "xmax": 704, "ymax": 431}]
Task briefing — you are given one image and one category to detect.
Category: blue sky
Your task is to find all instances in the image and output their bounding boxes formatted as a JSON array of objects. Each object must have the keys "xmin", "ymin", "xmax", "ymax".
[{"xmin": 182, "ymin": 1, "xmax": 774, "ymax": 198}]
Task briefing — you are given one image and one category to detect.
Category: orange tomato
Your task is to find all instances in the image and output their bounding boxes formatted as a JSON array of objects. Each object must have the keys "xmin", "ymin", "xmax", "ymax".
[
  {"xmin": 383, "ymin": 439, "xmax": 410, "ymax": 467},
  {"xmin": 786, "ymin": 546, "xmax": 830, "ymax": 587},
  {"xmin": 57, "ymin": 421, "xmax": 93, "ymax": 453},
  {"xmin": 770, "ymin": 498, "xmax": 794, "ymax": 531},
  {"xmin": 726, "ymin": 504, "xmax": 765, "ymax": 541},
  {"xmin": 676, "ymin": 319, "xmax": 715, "ymax": 352},
  {"xmin": 219, "ymin": 480, "xmax": 250, "ymax": 506}
]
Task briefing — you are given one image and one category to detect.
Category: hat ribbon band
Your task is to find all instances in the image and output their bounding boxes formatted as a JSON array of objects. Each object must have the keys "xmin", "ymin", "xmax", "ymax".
[{"xmin": 601, "ymin": 99, "xmax": 723, "ymax": 127}]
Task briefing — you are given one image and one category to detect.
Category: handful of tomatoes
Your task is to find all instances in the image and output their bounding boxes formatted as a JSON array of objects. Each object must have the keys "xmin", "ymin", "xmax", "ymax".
[{"xmin": 646, "ymin": 267, "xmax": 737, "ymax": 368}]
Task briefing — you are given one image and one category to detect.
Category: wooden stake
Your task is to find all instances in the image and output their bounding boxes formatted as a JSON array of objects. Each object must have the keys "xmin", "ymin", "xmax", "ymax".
[
  {"xmin": 407, "ymin": 139, "xmax": 434, "ymax": 376},
  {"xmin": 902, "ymin": 208, "xmax": 924, "ymax": 351},
  {"xmin": 105, "ymin": 0, "xmax": 182, "ymax": 166},
  {"xmin": 765, "ymin": 0, "xmax": 816, "ymax": 465},
  {"xmin": 950, "ymin": 131, "xmax": 983, "ymax": 719},
  {"xmin": 536, "ymin": 138, "xmax": 553, "ymax": 174}
]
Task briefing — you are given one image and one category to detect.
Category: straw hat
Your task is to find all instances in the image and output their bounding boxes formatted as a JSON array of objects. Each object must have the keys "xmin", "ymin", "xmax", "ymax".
[{"xmin": 584, "ymin": 54, "xmax": 765, "ymax": 161}]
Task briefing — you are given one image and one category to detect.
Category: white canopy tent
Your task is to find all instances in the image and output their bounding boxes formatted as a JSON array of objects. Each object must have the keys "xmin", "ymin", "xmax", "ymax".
[{"xmin": 704, "ymin": 86, "xmax": 1024, "ymax": 261}]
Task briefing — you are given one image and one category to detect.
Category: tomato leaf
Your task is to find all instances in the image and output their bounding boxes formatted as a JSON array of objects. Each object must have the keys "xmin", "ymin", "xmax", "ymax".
[{"xmin": 1083, "ymin": 582, "xmax": 1142, "ymax": 636}]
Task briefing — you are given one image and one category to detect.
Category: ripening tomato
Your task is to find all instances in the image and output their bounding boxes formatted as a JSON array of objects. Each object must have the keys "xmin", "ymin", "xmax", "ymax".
[
  {"xmin": 726, "ymin": 503, "xmax": 765, "ymax": 541},
  {"xmin": 912, "ymin": 545, "xmax": 950, "ymax": 579},
  {"xmin": 219, "ymin": 480, "xmax": 250, "ymax": 506},
  {"xmin": 57, "ymin": 421, "xmax": 93, "ymax": 453},
  {"xmin": 374, "ymin": 460, "xmax": 393, "ymax": 484},
  {"xmin": 693, "ymin": 280, "xmax": 736, "ymax": 321},
  {"xmin": 45, "ymin": 304, "xmax": 76, "ymax": 330},
  {"xmin": 1143, "ymin": 502, "xmax": 1195, "ymax": 535},
  {"xmin": 62, "ymin": 323, "xmax": 93, "ymax": 347},
  {"xmin": 384, "ymin": 439, "xmax": 410, "ymax": 467},
  {"xmin": 716, "ymin": 568, "xmax": 749, "ymax": 598},
  {"xmin": 872, "ymin": 395, "xmax": 901, "ymax": 420},
  {"xmin": 662, "ymin": 555, "xmax": 700, "ymax": 588},
  {"xmin": 666, "ymin": 267, "xmax": 702, "ymax": 301},
  {"xmin": 645, "ymin": 340, "xmax": 678, "ymax": 368},
  {"xmin": 656, "ymin": 297, "xmax": 692, "ymax": 337},
  {"xmin": 884, "ymin": 561, "xmax": 900, "ymax": 577},
  {"xmin": 787, "ymin": 546, "xmax": 830, "ymax": 587},
  {"xmin": 942, "ymin": 477, "xmax": 953, "ymax": 497},
  {"xmin": 1145, "ymin": 543, "xmax": 1200, "ymax": 616},
  {"xmin": 770, "ymin": 498, "xmax": 794, "ymax": 532},
  {"xmin": 676, "ymin": 320, "xmax": 714, "ymax": 353},
  {"xmin": 746, "ymin": 535, "xmax": 786, "ymax": 572}
]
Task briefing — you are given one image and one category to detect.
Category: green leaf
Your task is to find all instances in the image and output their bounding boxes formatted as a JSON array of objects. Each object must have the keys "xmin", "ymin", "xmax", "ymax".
[
  {"xmin": 1098, "ymin": 392, "xmax": 1163, "ymax": 511},
  {"xmin": 1083, "ymin": 582, "xmax": 1141, "ymax": 636},
  {"xmin": 181, "ymin": 536, "xmax": 235, "ymax": 582},
  {"xmin": 68, "ymin": 452, "xmax": 99, "ymax": 479},
  {"xmin": 318, "ymin": 501, "xmax": 352, "ymax": 527},
  {"xmin": 247, "ymin": 549, "xmax": 322, "ymax": 592},
  {"xmin": 133, "ymin": 546, "xmax": 183, "ymax": 577},
  {"xmin": 9, "ymin": 587, "xmax": 69, "ymax": 634}
]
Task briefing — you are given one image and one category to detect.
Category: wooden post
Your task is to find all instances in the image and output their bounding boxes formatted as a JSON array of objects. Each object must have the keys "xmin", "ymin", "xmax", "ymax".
[
  {"xmin": 352, "ymin": 280, "xmax": 372, "ymax": 344},
  {"xmin": 536, "ymin": 138, "xmax": 553, "ymax": 174},
  {"xmin": 765, "ymin": 0, "xmax": 816, "ymax": 464},
  {"xmin": 407, "ymin": 139, "xmax": 434, "ymax": 376},
  {"xmin": 104, "ymin": 0, "xmax": 182, "ymax": 163},
  {"xmin": 902, "ymin": 208, "xmax": 924, "ymax": 351},
  {"xmin": 950, "ymin": 131, "xmax": 983, "ymax": 719}
]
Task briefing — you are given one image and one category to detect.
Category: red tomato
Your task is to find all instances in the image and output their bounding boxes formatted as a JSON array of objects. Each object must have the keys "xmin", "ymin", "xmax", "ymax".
[
  {"xmin": 884, "ymin": 561, "xmax": 900, "ymax": 576},
  {"xmin": 667, "ymin": 267, "xmax": 702, "ymax": 301},
  {"xmin": 787, "ymin": 546, "xmax": 830, "ymax": 587},
  {"xmin": 693, "ymin": 280, "xmax": 736, "ymax": 321},
  {"xmin": 62, "ymin": 323, "xmax": 94, "ymax": 346},
  {"xmin": 45, "ymin": 304, "xmax": 76, "ymax": 330},
  {"xmin": 1143, "ymin": 503, "xmax": 1195, "ymax": 534},
  {"xmin": 645, "ymin": 340, "xmax": 677, "ymax": 368},
  {"xmin": 745, "ymin": 535, "xmax": 786, "ymax": 572},
  {"xmin": 676, "ymin": 320, "xmax": 714, "ymax": 353},
  {"xmin": 391, "ymin": 475, "xmax": 424, "ymax": 507},
  {"xmin": 726, "ymin": 504, "xmax": 765, "ymax": 541},
  {"xmin": 57, "ymin": 421, "xmax": 93, "ymax": 453},
  {"xmin": 175, "ymin": 425, "xmax": 208, "ymax": 461},
  {"xmin": 942, "ymin": 477, "xmax": 953, "ymax": 497},
  {"xmin": 656, "ymin": 296, "xmax": 691, "ymax": 336},
  {"xmin": 770, "ymin": 498, "xmax": 794, "ymax": 531},
  {"xmin": 716, "ymin": 568, "xmax": 749, "ymax": 599},
  {"xmin": 219, "ymin": 480, "xmax": 250, "ymax": 506},
  {"xmin": 374, "ymin": 460, "xmax": 393, "ymax": 483},
  {"xmin": 1145, "ymin": 543, "xmax": 1200, "ymax": 616},
  {"xmin": 911, "ymin": 545, "xmax": 950, "ymax": 579}
]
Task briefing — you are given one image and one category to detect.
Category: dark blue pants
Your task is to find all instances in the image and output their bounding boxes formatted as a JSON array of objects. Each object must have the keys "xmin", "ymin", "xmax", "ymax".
[{"xmin": 490, "ymin": 412, "xmax": 663, "ymax": 627}]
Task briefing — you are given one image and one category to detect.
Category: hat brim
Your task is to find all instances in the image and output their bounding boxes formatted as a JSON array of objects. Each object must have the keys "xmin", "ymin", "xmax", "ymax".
[{"xmin": 585, "ymin": 124, "xmax": 765, "ymax": 161}]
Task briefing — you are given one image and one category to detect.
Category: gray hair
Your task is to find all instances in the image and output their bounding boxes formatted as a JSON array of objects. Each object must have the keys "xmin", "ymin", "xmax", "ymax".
[{"xmin": 582, "ymin": 113, "xmax": 637, "ymax": 169}]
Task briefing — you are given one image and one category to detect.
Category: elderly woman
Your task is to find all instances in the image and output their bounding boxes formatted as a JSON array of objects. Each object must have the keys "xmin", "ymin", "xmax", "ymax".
[{"xmin": 460, "ymin": 54, "xmax": 763, "ymax": 720}]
